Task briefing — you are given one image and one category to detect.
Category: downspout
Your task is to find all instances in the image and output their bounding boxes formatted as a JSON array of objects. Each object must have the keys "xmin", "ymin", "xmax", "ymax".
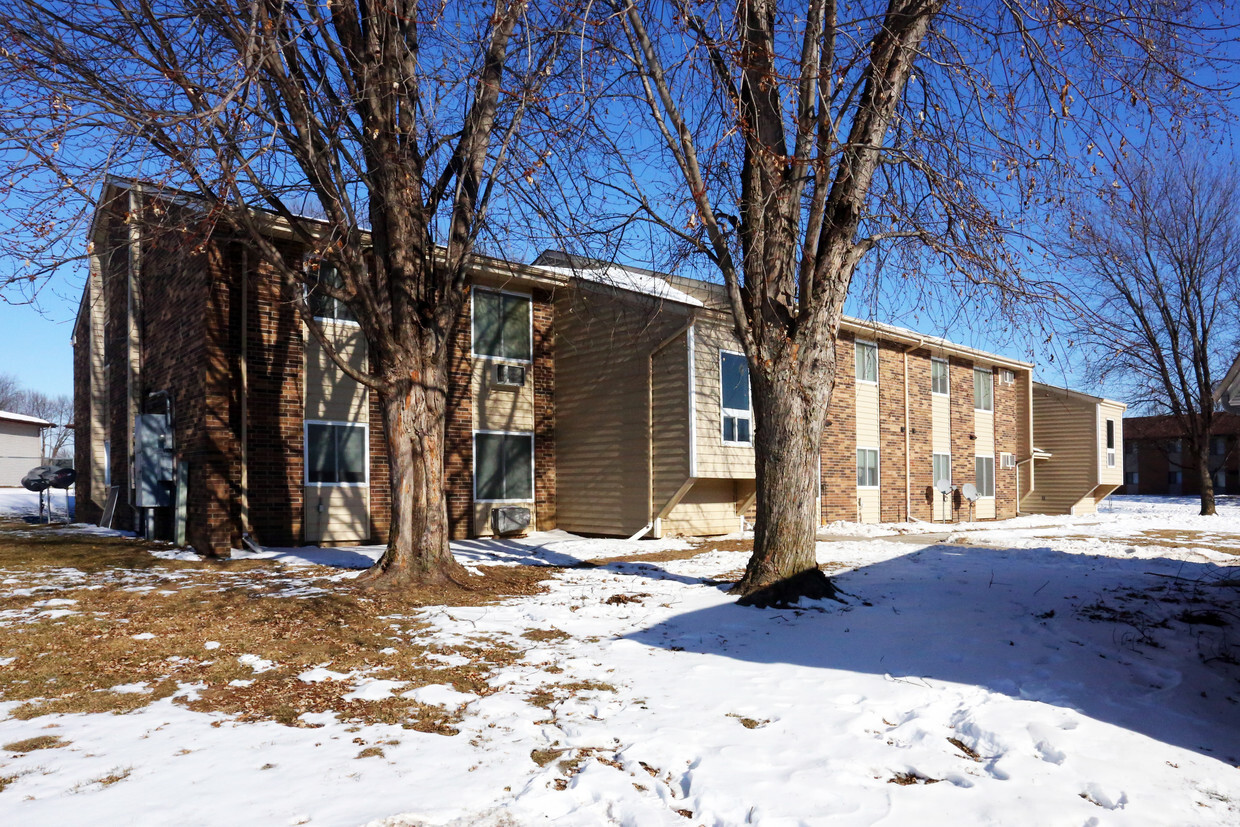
[{"xmin": 635, "ymin": 312, "xmax": 699, "ymax": 541}]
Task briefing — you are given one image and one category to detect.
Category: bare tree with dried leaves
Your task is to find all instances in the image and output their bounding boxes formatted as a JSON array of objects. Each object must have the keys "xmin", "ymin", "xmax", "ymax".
[
  {"xmin": 550, "ymin": 0, "xmax": 1236, "ymax": 602},
  {"xmin": 0, "ymin": 0, "xmax": 566, "ymax": 589},
  {"xmin": 1057, "ymin": 157, "xmax": 1240, "ymax": 517}
]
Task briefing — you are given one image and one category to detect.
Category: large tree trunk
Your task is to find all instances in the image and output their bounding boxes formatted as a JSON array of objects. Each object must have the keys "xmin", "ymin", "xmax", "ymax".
[
  {"xmin": 731, "ymin": 363, "xmax": 839, "ymax": 606},
  {"xmin": 1196, "ymin": 443, "xmax": 1217, "ymax": 516},
  {"xmin": 356, "ymin": 356, "xmax": 470, "ymax": 590}
]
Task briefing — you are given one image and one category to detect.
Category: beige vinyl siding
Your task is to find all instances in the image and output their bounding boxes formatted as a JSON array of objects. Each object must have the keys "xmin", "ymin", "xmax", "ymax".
[
  {"xmin": 662, "ymin": 479, "xmax": 745, "ymax": 536},
  {"xmin": 931, "ymin": 366, "xmax": 952, "ymax": 521},
  {"xmin": 652, "ymin": 336, "xmax": 691, "ymax": 514},
  {"xmin": 554, "ymin": 286, "xmax": 692, "ymax": 536},
  {"xmin": 692, "ymin": 323, "xmax": 755, "ymax": 479},
  {"xmin": 1098, "ymin": 401, "xmax": 1125, "ymax": 487},
  {"xmin": 974, "ymin": 407, "xmax": 995, "ymax": 518},
  {"xmin": 304, "ymin": 322, "xmax": 369, "ymax": 544},
  {"xmin": 0, "ymin": 421, "xmax": 45, "ymax": 486},
  {"xmin": 856, "ymin": 370, "xmax": 880, "ymax": 523},
  {"xmin": 304, "ymin": 323, "xmax": 368, "ymax": 421},
  {"xmin": 304, "ymin": 485, "xmax": 369, "ymax": 544},
  {"xmin": 1026, "ymin": 389, "xmax": 1097, "ymax": 515},
  {"xmin": 471, "ymin": 359, "xmax": 534, "ymax": 431}
]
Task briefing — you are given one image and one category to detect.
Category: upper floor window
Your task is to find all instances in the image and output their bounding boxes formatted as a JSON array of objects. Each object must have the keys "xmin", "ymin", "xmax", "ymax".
[
  {"xmin": 1211, "ymin": 436, "xmax": 1227, "ymax": 456},
  {"xmin": 720, "ymin": 351, "xmax": 752, "ymax": 445},
  {"xmin": 473, "ymin": 289, "xmax": 531, "ymax": 361},
  {"xmin": 1106, "ymin": 419, "xmax": 1116, "ymax": 468},
  {"xmin": 974, "ymin": 368, "xmax": 993, "ymax": 412},
  {"xmin": 856, "ymin": 341, "xmax": 878, "ymax": 384},
  {"xmin": 307, "ymin": 265, "xmax": 355, "ymax": 322},
  {"xmin": 931, "ymin": 359, "xmax": 949, "ymax": 395},
  {"xmin": 1168, "ymin": 439, "xmax": 1182, "ymax": 455}
]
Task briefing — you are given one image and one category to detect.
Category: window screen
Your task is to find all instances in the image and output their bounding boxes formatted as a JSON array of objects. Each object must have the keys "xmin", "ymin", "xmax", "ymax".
[
  {"xmin": 473, "ymin": 291, "xmax": 531, "ymax": 360},
  {"xmin": 720, "ymin": 351, "xmax": 752, "ymax": 444},
  {"xmin": 931, "ymin": 360, "xmax": 949, "ymax": 395},
  {"xmin": 975, "ymin": 455, "xmax": 995, "ymax": 497},
  {"xmin": 857, "ymin": 448, "xmax": 879, "ymax": 487},
  {"xmin": 974, "ymin": 368, "xmax": 993, "ymax": 411},
  {"xmin": 306, "ymin": 423, "xmax": 367, "ymax": 484},
  {"xmin": 856, "ymin": 342, "xmax": 878, "ymax": 383},
  {"xmin": 474, "ymin": 432, "xmax": 533, "ymax": 500}
]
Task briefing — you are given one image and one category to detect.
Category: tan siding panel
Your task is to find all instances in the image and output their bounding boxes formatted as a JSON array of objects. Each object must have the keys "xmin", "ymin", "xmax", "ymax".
[
  {"xmin": 662, "ymin": 479, "xmax": 743, "ymax": 536},
  {"xmin": 472, "ymin": 358, "xmax": 535, "ymax": 431},
  {"xmin": 931, "ymin": 394, "xmax": 951, "ymax": 454},
  {"xmin": 303, "ymin": 485, "xmax": 369, "ymax": 543},
  {"xmin": 975, "ymin": 410, "xmax": 995, "ymax": 455},
  {"xmin": 652, "ymin": 337, "xmax": 691, "ymax": 510},
  {"xmin": 692, "ymin": 323, "xmax": 756, "ymax": 479},
  {"xmin": 1025, "ymin": 390, "xmax": 1098, "ymax": 514},
  {"xmin": 305, "ymin": 324, "xmax": 368, "ymax": 422},
  {"xmin": 1098, "ymin": 402, "xmax": 1125, "ymax": 486}
]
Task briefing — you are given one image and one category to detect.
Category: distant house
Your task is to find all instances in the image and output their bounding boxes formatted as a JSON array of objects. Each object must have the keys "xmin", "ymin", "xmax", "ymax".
[
  {"xmin": 1118, "ymin": 413, "xmax": 1240, "ymax": 496},
  {"xmin": 0, "ymin": 411, "xmax": 53, "ymax": 487}
]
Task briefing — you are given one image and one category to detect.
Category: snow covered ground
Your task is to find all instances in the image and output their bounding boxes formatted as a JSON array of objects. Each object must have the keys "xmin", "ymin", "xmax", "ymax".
[{"xmin": 1, "ymin": 494, "xmax": 1238, "ymax": 825}]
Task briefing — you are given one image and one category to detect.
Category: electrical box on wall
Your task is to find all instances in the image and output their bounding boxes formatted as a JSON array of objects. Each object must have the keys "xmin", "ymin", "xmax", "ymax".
[{"xmin": 135, "ymin": 413, "xmax": 174, "ymax": 507}]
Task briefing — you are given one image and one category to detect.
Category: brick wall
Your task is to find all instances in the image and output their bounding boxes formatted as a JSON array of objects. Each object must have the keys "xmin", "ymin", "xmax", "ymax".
[
  {"xmin": 532, "ymin": 289, "xmax": 556, "ymax": 531},
  {"xmin": 907, "ymin": 348, "xmax": 935, "ymax": 521},
  {"xmin": 368, "ymin": 390, "xmax": 391, "ymax": 543},
  {"xmin": 445, "ymin": 299, "xmax": 474, "ymax": 540},
  {"xmin": 994, "ymin": 369, "xmax": 1019, "ymax": 518},
  {"xmin": 103, "ymin": 230, "xmax": 133, "ymax": 532},
  {"xmin": 72, "ymin": 308, "xmax": 98, "ymax": 524},
  {"xmin": 877, "ymin": 340, "xmax": 908, "ymax": 522},
  {"xmin": 820, "ymin": 334, "xmax": 857, "ymax": 523}
]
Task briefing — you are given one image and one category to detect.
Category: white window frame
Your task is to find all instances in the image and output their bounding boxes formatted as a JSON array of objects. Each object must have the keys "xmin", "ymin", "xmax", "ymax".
[
  {"xmin": 472, "ymin": 429, "xmax": 536, "ymax": 503},
  {"xmin": 931, "ymin": 358, "xmax": 950, "ymax": 396},
  {"xmin": 471, "ymin": 287, "xmax": 533, "ymax": 364},
  {"xmin": 1105, "ymin": 419, "xmax": 1116, "ymax": 468},
  {"xmin": 974, "ymin": 367, "xmax": 994, "ymax": 412},
  {"xmin": 932, "ymin": 452, "xmax": 951, "ymax": 487},
  {"xmin": 857, "ymin": 447, "xmax": 880, "ymax": 489},
  {"xmin": 304, "ymin": 420, "xmax": 370, "ymax": 487},
  {"xmin": 305, "ymin": 264, "xmax": 360, "ymax": 326},
  {"xmin": 720, "ymin": 349, "xmax": 753, "ymax": 446},
  {"xmin": 975, "ymin": 454, "xmax": 995, "ymax": 498},
  {"xmin": 855, "ymin": 340, "xmax": 879, "ymax": 384}
]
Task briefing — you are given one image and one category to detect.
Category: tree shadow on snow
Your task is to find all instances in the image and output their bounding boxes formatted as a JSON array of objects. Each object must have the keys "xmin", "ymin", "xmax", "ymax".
[{"xmin": 625, "ymin": 543, "xmax": 1240, "ymax": 764}]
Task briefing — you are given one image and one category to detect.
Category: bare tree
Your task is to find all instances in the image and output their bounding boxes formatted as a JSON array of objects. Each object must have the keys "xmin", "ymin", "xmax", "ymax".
[
  {"xmin": 551, "ymin": 1, "xmax": 1234, "ymax": 601},
  {"xmin": 0, "ymin": 374, "xmax": 21, "ymax": 412},
  {"xmin": 0, "ymin": 0, "xmax": 566, "ymax": 589},
  {"xmin": 15, "ymin": 391, "xmax": 74, "ymax": 461},
  {"xmin": 1058, "ymin": 157, "xmax": 1240, "ymax": 516}
]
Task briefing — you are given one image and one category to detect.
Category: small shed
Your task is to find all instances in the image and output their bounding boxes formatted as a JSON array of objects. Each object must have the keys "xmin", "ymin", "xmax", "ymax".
[{"xmin": 0, "ymin": 411, "xmax": 54, "ymax": 487}]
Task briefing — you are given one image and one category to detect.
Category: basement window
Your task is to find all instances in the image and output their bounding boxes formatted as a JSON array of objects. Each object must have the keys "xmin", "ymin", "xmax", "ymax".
[
  {"xmin": 720, "ymin": 350, "xmax": 752, "ymax": 445},
  {"xmin": 474, "ymin": 431, "xmax": 534, "ymax": 502},
  {"xmin": 305, "ymin": 421, "xmax": 367, "ymax": 485},
  {"xmin": 473, "ymin": 289, "xmax": 532, "ymax": 361}
]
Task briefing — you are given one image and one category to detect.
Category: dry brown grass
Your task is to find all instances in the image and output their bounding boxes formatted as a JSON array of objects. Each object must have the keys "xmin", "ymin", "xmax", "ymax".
[
  {"xmin": 1017, "ymin": 529, "xmax": 1240, "ymax": 555},
  {"xmin": 0, "ymin": 519, "xmax": 559, "ymax": 730},
  {"xmin": 4, "ymin": 734, "xmax": 67, "ymax": 752}
]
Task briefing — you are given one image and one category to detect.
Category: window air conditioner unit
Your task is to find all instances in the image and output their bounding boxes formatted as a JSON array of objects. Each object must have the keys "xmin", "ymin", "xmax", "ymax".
[
  {"xmin": 1000, "ymin": 452, "xmax": 1015, "ymax": 469},
  {"xmin": 491, "ymin": 505, "xmax": 531, "ymax": 536},
  {"xmin": 1000, "ymin": 369, "xmax": 1015, "ymax": 385},
  {"xmin": 493, "ymin": 363, "xmax": 526, "ymax": 387}
]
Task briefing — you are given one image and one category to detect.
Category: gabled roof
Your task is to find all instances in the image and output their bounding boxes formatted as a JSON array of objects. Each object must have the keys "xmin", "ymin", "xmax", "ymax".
[
  {"xmin": 1214, "ymin": 350, "xmax": 1240, "ymax": 409},
  {"xmin": 0, "ymin": 411, "xmax": 54, "ymax": 428}
]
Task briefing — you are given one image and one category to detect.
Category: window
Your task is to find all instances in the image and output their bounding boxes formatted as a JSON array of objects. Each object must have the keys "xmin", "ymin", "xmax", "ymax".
[
  {"xmin": 931, "ymin": 359, "xmax": 949, "ymax": 395},
  {"xmin": 973, "ymin": 368, "xmax": 993, "ymax": 411},
  {"xmin": 1124, "ymin": 439, "xmax": 1136, "ymax": 456},
  {"xmin": 975, "ymin": 455, "xmax": 995, "ymax": 497},
  {"xmin": 932, "ymin": 453, "xmax": 951, "ymax": 487},
  {"xmin": 1106, "ymin": 419, "xmax": 1116, "ymax": 468},
  {"xmin": 1168, "ymin": 470, "xmax": 1183, "ymax": 486},
  {"xmin": 305, "ymin": 422, "xmax": 367, "ymax": 484},
  {"xmin": 474, "ymin": 431, "xmax": 533, "ymax": 501},
  {"xmin": 473, "ymin": 290, "xmax": 531, "ymax": 361},
  {"xmin": 1124, "ymin": 471, "xmax": 1138, "ymax": 486},
  {"xmin": 1214, "ymin": 469, "xmax": 1227, "ymax": 491},
  {"xmin": 720, "ymin": 351, "xmax": 752, "ymax": 445},
  {"xmin": 856, "ymin": 341, "xmax": 878, "ymax": 384},
  {"xmin": 1212, "ymin": 436, "xmax": 1227, "ymax": 456},
  {"xmin": 306, "ymin": 265, "xmax": 356, "ymax": 322},
  {"xmin": 857, "ymin": 448, "xmax": 879, "ymax": 487},
  {"xmin": 1168, "ymin": 439, "xmax": 1182, "ymax": 454}
]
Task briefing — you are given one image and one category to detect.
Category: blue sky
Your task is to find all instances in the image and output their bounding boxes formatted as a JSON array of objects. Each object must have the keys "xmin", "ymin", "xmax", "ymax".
[{"xmin": 0, "ymin": 287, "xmax": 80, "ymax": 402}]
